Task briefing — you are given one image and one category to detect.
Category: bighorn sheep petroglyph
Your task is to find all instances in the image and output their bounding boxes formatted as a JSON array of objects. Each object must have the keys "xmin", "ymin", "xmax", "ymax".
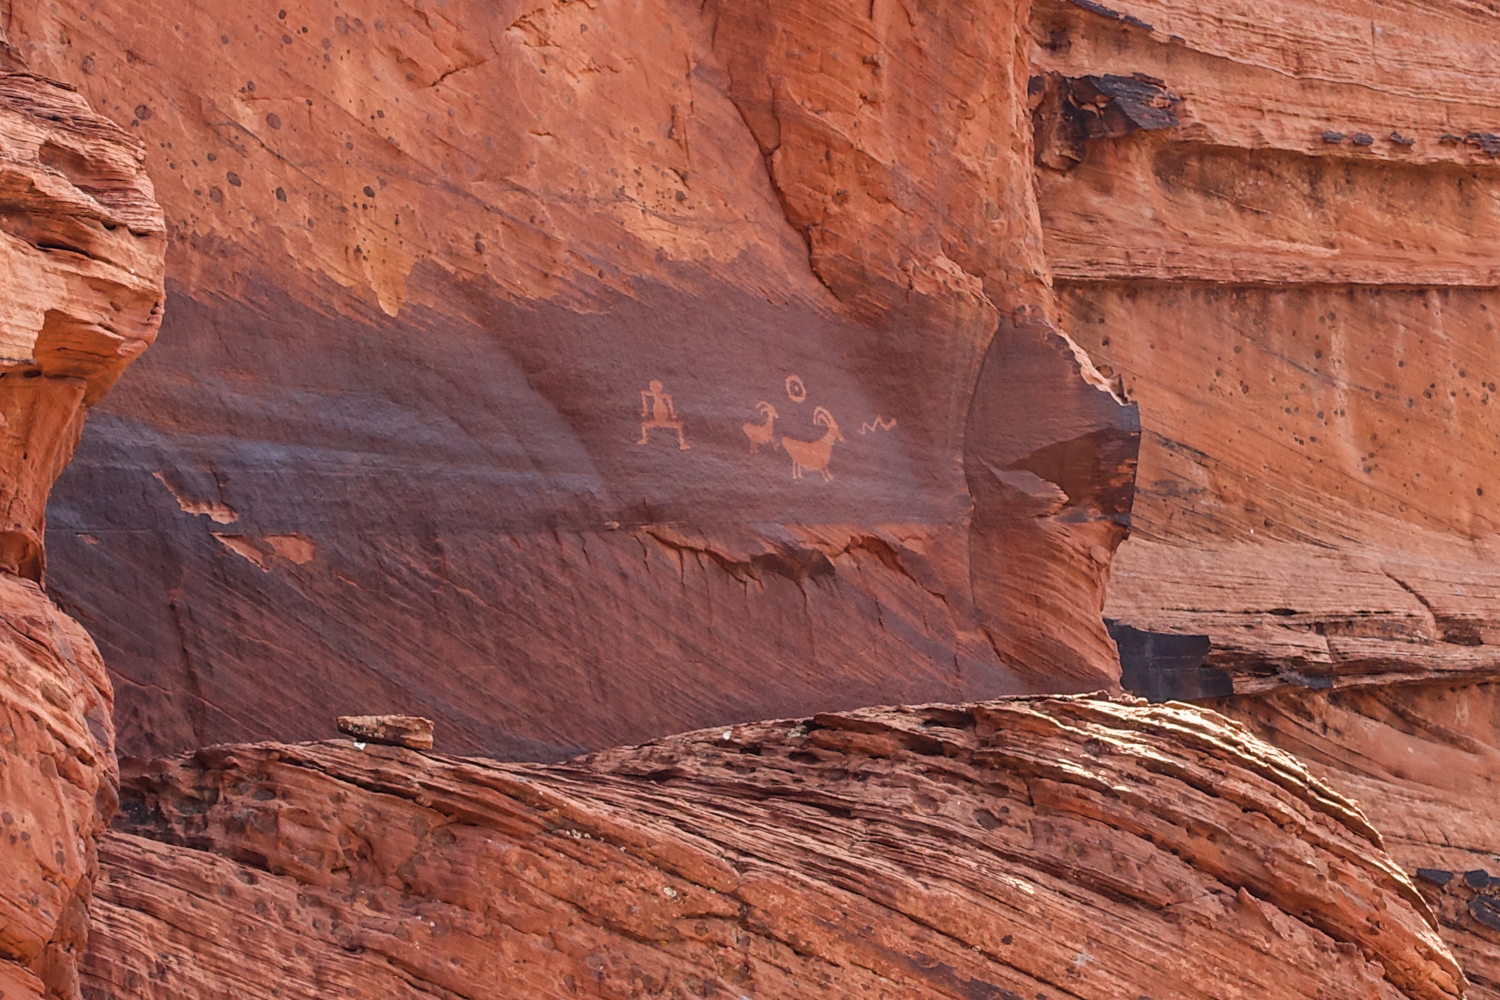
[
  {"xmin": 743, "ymin": 401, "xmax": 779, "ymax": 453},
  {"xmin": 783, "ymin": 406, "xmax": 844, "ymax": 481}
]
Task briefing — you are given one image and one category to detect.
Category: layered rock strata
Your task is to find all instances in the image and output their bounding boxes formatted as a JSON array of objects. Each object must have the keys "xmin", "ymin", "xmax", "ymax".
[
  {"xmin": 82, "ymin": 697, "xmax": 1462, "ymax": 1000},
  {"xmin": 11, "ymin": 0, "xmax": 1135, "ymax": 759},
  {"xmin": 0, "ymin": 72, "xmax": 163, "ymax": 580},
  {"xmin": 0, "ymin": 576, "xmax": 116, "ymax": 1000},
  {"xmin": 1021, "ymin": 3, "xmax": 1500, "ymax": 980},
  {"xmin": 10, "ymin": 0, "xmax": 1500, "ymax": 769},
  {"xmin": 0, "ymin": 71, "xmax": 164, "ymax": 1000},
  {"xmin": 1222, "ymin": 681, "xmax": 1500, "ymax": 999},
  {"xmin": 0, "ymin": 5, "xmax": 1494, "ymax": 1000},
  {"xmin": 1027, "ymin": 0, "xmax": 1500, "ymax": 691}
]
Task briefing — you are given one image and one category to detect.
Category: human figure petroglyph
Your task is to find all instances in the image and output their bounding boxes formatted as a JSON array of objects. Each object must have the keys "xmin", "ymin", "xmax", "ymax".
[
  {"xmin": 743, "ymin": 401, "xmax": 779, "ymax": 453},
  {"xmin": 637, "ymin": 379, "xmax": 690, "ymax": 450},
  {"xmin": 783, "ymin": 406, "xmax": 844, "ymax": 480}
]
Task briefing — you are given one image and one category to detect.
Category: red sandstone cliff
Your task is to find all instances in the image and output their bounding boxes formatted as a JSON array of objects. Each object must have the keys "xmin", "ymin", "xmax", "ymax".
[
  {"xmin": 1028, "ymin": 0, "xmax": 1500, "ymax": 691},
  {"xmin": 9, "ymin": 0, "xmax": 1497, "ymax": 760},
  {"xmin": 1221, "ymin": 684, "xmax": 1500, "ymax": 999},
  {"xmin": 82, "ymin": 698, "xmax": 1466, "ymax": 1000},
  {"xmin": 1018, "ymin": 18, "xmax": 1500, "ymax": 994},
  {"xmin": 8, "ymin": 0, "xmax": 1136, "ymax": 761},
  {"xmin": 0, "ymin": 72, "xmax": 163, "ymax": 1000},
  {"xmin": 0, "ymin": 1, "xmax": 1497, "ymax": 999}
]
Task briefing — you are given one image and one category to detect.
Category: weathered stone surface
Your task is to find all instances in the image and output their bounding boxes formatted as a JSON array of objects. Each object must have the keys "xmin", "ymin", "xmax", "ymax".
[
  {"xmin": 1086, "ymin": 110, "xmax": 1500, "ymax": 960},
  {"xmin": 0, "ymin": 3, "xmax": 1494, "ymax": 1000},
  {"xmin": 10, "ymin": 0, "xmax": 1500, "ymax": 763},
  {"xmin": 0, "ymin": 72, "xmax": 163, "ymax": 581},
  {"xmin": 1026, "ymin": 0, "xmax": 1500, "ymax": 690},
  {"xmin": 0, "ymin": 70, "xmax": 162, "ymax": 1000},
  {"xmin": 10, "ymin": 0, "xmax": 1136, "ymax": 760},
  {"xmin": 335, "ymin": 714, "xmax": 433, "ymax": 749},
  {"xmin": 0, "ymin": 576, "xmax": 116, "ymax": 1000},
  {"xmin": 83, "ymin": 696, "xmax": 1464, "ymax": 1000},
  {"xmin": 1222, "ymin": 682, "xmax": 1500, "ymax": 999}
]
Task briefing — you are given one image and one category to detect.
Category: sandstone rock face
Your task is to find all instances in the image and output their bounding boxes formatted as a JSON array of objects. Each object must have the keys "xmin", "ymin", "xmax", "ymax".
[
  {"xmin": 0, "ymin": 73, "xmax": 163, "ymax": 581},
  {"xmin": 10, "ymin": 0, "xmax": 1135, "ymax": 759},
  {"xmin": 1222, "ymin": 682, "xmax": 1500, "ymax": 999},
  {"xmin": 0, "ymin": 71, "xmax": 163, "ymax": 1000},
  {"xmin": 83, "ymin": 697, "xmax": 1462, "ymax": 1000},
  {"xmin": 7, "ymin": 0, "xmax": 1499, "ymax": 765},
  {"xmin": 1026, "ymin": 0, "xmax": 1500, "ymax": 690},
  {"xmin": 0, "ymin": 5, "xmax": 1493, "ymax": 1000},
  {"xmin": 17, "ymin": 0, "xmax": 1498, "ymax": 753},
  {"xmin": 1019, "ymin": 3, "xmax": 1500, "ymax": 980},
  {"xmin": 0, "ymin": 576, "xmax": 116, "ymax": 1000}
]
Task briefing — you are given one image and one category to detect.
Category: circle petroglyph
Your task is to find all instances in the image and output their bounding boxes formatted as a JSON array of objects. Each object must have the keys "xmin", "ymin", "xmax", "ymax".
[{"xmin": 785, "ymin": 375, "xmax": 807, "ymax": 403}]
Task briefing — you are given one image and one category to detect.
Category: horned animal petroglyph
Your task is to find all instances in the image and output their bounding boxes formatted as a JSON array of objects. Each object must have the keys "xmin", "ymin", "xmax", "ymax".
[
  {"xmin": 743, "ymin": 401, "xmax": 779, "ymax": 453},
  {"xmin": 783, "ymin": 406, "xmax": 844, "ymax": 481}
]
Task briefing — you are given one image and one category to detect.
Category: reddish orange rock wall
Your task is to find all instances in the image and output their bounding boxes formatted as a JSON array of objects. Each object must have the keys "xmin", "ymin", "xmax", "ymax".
[
  {"xmin": 0, "ymin": 73, "xmax": 163, "ymax": 580},
  {"xmin": 10, "ymin": 0, "xmax": 1135, "ymax": 759},
  {"xmin": 1027, "ymin": 0, "xmax": 1500, "ymax": 690},
  {"xmin": 84, "ymin": 698, "xmax": 1464, "ymax": 1000},
  {"xmin": 0, "ymin": 575, "xmax": 116, "ymax": 1000},
  {"xmin": 0, "ymin": 3, "xmax": 1496, "ymax": 1000},
  {"xmin": 1222, "ymin": 682, "xmax": 1500, "ymax": 999},
  {"xmin": 0, "ymin": 71, "xmax": 162, "ymax": 1000},
  {"xmin": 1020, "ymin": 10, "xmax": 1500, "ymax": 988}
]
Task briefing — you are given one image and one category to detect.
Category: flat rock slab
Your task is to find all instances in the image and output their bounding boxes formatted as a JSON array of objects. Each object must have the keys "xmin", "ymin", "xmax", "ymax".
[{"xmin": 335, "ymin": 714, "xmax": 434, "ymax": 750}]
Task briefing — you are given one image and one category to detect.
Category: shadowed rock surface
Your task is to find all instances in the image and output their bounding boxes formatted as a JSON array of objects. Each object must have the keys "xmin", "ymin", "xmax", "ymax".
[
  {"xmin": 14, "ymin": 0, "xmax": 1500, "ymax": 756},
  {"xmin": 11, "ymin": 0, "xmax": 1136, "ymax": 761},
  {"xmin": 82, "ymin": 697, "xmax": 1464, "ymax": 1000}
]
